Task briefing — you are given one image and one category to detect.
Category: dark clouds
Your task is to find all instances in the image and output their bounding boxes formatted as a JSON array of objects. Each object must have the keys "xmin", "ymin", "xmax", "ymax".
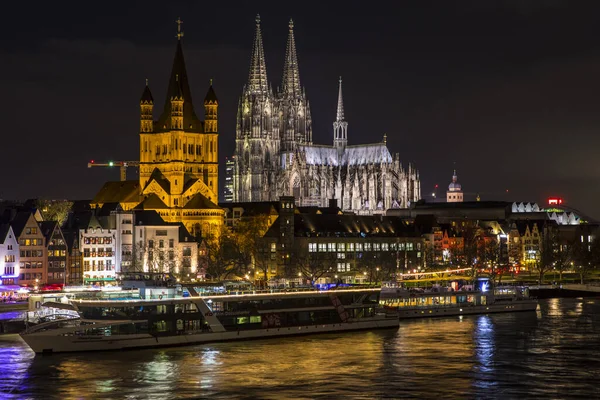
[{"xmin": 1, "ymin": 1, "xmax": 600, "ymax": 219}]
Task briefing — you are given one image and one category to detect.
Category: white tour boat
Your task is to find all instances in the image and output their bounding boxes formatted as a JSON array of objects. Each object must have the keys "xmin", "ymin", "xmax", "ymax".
[
  {"xmin": 379, "ymin": 277, "xmax": 538, "ymax": 319},
  {"xmin": 20, "ymin": 286, "xmax": 398, "ymax": 354}
]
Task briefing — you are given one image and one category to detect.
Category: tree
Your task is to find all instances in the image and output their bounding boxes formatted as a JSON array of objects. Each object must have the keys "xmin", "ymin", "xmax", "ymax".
[
  {"xmin": 254, "ymin": 241, "xmax": 274, "ymax": 284},
  {"xmin": 231, "ymin": 215, "xmax": 271, "ymax": 279},
  {"xmin": 371, "ymin": 249, "xmax": 399, "ymax": 283},
  {"xmin": 553, "ymin": 242, "xmax": 573, "ymax": 282},
  {"xmin": 572, "ymin": 238, "xmax": 600, "ymax": 284},
  {"xmin": 293, "ymin": 248, "xmax": 337, "ymax": 286},
  {"xmin": 534, "ymin": 228, "xmax": 557, "ymax": 284},
  {"xmin": 37, "ymin": 199, "xmax": 73, "ymax": 226},
  {"xmin": 203, "ymin": 233, "xmax": 241, "ymax": 281}
]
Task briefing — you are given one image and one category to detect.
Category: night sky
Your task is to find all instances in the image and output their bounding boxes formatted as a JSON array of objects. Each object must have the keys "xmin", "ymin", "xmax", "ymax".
[{"xmin": 2, "ymin": 1, "xmax": 600, "ymax": 218}]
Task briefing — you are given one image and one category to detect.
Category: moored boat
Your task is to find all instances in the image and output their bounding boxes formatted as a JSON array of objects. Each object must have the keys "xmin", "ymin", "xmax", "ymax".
[
  {"xmin": 379, "ymin": 277, "xmax": 538, "ymax": 319},
  {"xmin": 20, "ymin": 286, "xmax": 398, "ymax": 354}
]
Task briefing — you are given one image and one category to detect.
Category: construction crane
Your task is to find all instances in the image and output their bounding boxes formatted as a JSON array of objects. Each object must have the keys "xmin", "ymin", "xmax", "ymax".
[{"xmin": 88, "ymin": 160, "xmax": 140, "ymax": 181}]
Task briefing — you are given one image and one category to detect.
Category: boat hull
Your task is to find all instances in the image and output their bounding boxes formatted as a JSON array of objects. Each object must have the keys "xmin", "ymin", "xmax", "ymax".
[
  {"xmin": 397, "ymin": 300, "xmax": 538, "ymax": 319},
  {"xmin": 20, "ymin": 318, "xmax": 399, "ymax": 354}
]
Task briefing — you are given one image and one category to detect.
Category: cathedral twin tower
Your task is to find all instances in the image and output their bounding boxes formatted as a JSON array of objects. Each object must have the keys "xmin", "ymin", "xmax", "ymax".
[{"xmin": 233, "ymin": 16, "xmax": 421, "ymax": 212}]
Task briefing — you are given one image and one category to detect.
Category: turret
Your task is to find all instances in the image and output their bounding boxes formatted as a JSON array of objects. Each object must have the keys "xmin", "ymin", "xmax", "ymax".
[
  {"xmin": 333, "ymin": 76, "xmax": 348, "ymax": 156},
  {"xmin": 204, "ymin": 80, "xmax": 218, "ymax": 133},
  {"xmin": 170, "ymin": 74, "xmax": 184, "ymax": 130},
  {"xmin": 140, "ymin": 80, "xmax": 154, "ymax": 133}
]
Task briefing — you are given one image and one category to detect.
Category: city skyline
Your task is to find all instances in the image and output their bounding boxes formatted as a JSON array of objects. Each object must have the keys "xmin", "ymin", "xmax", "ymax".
[{"xmin": 1, "ymin": 1, "xmax": 600, "ymax": 218}]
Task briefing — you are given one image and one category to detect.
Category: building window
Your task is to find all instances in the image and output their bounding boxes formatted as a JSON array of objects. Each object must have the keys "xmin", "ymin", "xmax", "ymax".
[
  {"xmin": 148, "ymin": 240, "xmax": 154, "ymax": 249},
  {"xmin": 159, "ymin": 240, "xmax": 164, "ymax": 248},
  {"xmin": 308, "ymin": 243, "xmax": 317, "ymax": 252},
  {"xmin": 328, "ymin": 243, "xmax": 336, "ymax": 252},
  {"xmin": 169, "ymin": 239, "xmax": 174, "ymax": 248}
]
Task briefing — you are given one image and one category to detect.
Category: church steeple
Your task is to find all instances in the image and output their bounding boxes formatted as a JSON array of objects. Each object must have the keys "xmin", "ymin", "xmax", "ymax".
[
  {"xmin": 156, "ymin": 19, "xmax": 201, "ymax": 132},
  {"xmin": 204, "ymin": 80, "xmax": 218, "ymax": 133},
  {"xmin": 247, "ymin": 14, "xmax": 269, "ymax": 95},
  {"xmin": 333, "ymin": 76, "xmax": 348, "ymax": 155},
  {"xmin": 281, "ymin": 19, "xmax": 301, "ymax": 97},
  {"xmin": 140, "ymin": 79, "xmax": 154, "ymax": 133}
]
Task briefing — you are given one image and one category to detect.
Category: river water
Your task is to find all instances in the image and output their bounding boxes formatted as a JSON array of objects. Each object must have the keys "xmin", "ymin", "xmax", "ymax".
[{"xmin": 0, "ymin": 298, "xmax": 599, "ymax": 399}]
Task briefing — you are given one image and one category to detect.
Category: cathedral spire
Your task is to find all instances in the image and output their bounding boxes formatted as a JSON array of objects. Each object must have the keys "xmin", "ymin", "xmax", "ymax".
[
  {"xmin": 281, "ymin": 18, "xmax": 301, "ymax": 97},
  {"xmin": 336, "ymin": 76, "xmax": 345, "ymax": 122},
  {"xmin": 333, "ymin": 76, "xmax": 348, "ymax": 154},
  {"xmin": 247, "ymin": 14, "xmax": 269, "ymax": 95}
]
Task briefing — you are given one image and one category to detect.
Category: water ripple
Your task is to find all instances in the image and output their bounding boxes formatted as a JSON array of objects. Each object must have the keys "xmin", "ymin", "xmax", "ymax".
[{"xmin": 0, "ymin": 298, "xmax": 599, "ymax": 399}]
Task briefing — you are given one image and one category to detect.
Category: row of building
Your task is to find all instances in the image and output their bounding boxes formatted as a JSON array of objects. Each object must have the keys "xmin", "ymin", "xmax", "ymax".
[
  {"xmin": 0, "ymin": 201, "xmax": 199, "ymax": 288},
  {"xmin": 221, "ymin": 196, "xmax": 599, "ymax": 283}
]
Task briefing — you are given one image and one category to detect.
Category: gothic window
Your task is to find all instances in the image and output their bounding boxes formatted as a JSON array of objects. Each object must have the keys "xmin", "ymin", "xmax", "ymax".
[{"xmin": 292, "ymin": 177, "xmax": 301, "ymax": 200}]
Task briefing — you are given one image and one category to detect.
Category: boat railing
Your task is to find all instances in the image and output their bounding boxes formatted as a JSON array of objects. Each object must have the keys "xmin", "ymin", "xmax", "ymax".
[{"xmin": 194, "ymin": 286, "xmax": 381, "ymax": 297}]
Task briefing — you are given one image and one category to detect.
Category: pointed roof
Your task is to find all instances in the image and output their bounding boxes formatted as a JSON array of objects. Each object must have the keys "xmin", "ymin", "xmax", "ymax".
[
  {"xmin": 247, "ymin": 14, "xmax": 269, "ymax": 95},
  {"xmin": 9, "ymin": 212, "xmax": 33, "ymax": 237},
  {"xmin": 204, "ymin": 81, "xmax": 218, "ymax": 104},
  {"xmin": 156, "ymin": 39, "xmax": 203, "ymax": 132},
  {"xmin": 281, "ymin": 19, "xmax": 301, "ymax": 97},
  {"xmin": 140, "ymin": 81, "xmax": 154, "ymax": 103},
  {"xmin": 183, "ymin": 193, "xmax": 220, "ymax": 210},
  {"xmin": 0, "ymin": 224, "xmax": 11, "ymax": 243},
  {"xmin": 145, "ymin": 168, "xmax": 171, "ymax": 194},
  {"xmin": 134, "ymin": 194, "xmax": 170, "ymax": 210},
  {"xmin": 40, "ymin": 221, "xmax": 58, "ymax": 244},
  {"xmin": 336, "ymin": 76, "xmax": 345, "ymax": 122},
  {"xmin": 91, "ymin": 181, "xmax": 141, "ymax": 205}
]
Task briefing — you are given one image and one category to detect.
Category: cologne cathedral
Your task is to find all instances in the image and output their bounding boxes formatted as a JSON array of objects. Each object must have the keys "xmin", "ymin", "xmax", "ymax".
[{"xmin": 232, "ymin": 16, "xmax": 421, "ymax": 213}]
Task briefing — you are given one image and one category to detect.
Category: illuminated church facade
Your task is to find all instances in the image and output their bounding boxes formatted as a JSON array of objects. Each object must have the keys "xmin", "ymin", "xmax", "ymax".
[
  {"xmin": 92, "ymin": 22, "xmax": 223, "ymax": 238},
  {"xmin": 233, "ymin": 16, "xmax": 421, "ymax": 213}
]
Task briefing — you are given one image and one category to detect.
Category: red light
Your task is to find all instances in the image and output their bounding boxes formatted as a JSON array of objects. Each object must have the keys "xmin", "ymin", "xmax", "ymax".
[
  {"xmin": 548, "ymin": 197, "xmax": 563, "ymax": 205},
  {"xmin": 434, "ymin": 184, "xmax": 438, "ymax": 189},
  {"xmin": 90, "ymin": 160, "xmax": 94, "ymax": 164}
]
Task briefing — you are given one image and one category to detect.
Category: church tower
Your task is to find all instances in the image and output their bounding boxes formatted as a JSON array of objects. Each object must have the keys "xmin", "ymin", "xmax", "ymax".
[
  {"xmin": 204, "ymin": 80, "xmax": 218, "ymax": 134},
  {"xmin": 446, "ymin": 169, "xmax": 463, "ymax": 202},
  {"xmin": 333, "ymin": 77, "xmax": 348, "ymax": 157},
  {"xmin": 278, "ymin": 19, "xmax": 312, "ymax": 152},
  {"xmin": 233, "ymin": 15, "xmax": 280, "ymax": 202},
  {"xmin": 136, "ymin": 18, "xmax": 223, "ymax": 238},
  {"xmin": 140, "ymin": 80, "xmax": 154, "ymax": 133}
]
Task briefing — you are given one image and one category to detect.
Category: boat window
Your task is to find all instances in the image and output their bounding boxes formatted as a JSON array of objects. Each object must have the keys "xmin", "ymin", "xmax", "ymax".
[{"xmin": 250, "ymin": 316, "xmax": 261, "ymax": 324}]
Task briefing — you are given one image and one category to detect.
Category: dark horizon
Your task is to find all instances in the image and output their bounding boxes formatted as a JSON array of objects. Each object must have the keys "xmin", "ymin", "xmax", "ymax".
[{"xmin": 2, "ymin": 1, "xmax": 599, "ymax": 218}]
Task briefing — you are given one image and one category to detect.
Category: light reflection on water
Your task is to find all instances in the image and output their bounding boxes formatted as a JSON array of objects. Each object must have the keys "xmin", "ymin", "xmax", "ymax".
[{"xmin": 1, "ymin": 298, "xmax": 599, "ymax": 399}]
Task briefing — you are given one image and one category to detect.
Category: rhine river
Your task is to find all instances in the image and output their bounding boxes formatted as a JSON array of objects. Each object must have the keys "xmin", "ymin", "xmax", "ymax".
[{"xmin": 1, "ymin": 298, "xmax": 599, "ymax": 399}]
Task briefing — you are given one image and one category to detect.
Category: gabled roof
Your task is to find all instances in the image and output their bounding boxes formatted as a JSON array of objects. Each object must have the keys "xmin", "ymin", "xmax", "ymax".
[
  {"xmin": 133, "ymin": 210, "xmax": 168, "ymax": 226},
  {"xmin": 0, "ymin": 224, "xmax": 11, "ymax": 243},
  {"xmin": 298, "ymin": 143, "xmax": 393, "ymax": 167},
  {"xmin": 9, "ymin": 212, "xmax": 33, "ymax": 237},
  {"xmin": 183, "ymin": 193, "xmax": 220, "ymax": 210},
  {"xmin": 40, "ymin": 221, "xmax": 58, "ymax": 244},
  {"xmin": 265, "ymin": 214, "xmax": 418, "ymax": 238},
  {"xmin": 92, "ymin": 180, "xmax": 141, "ymax": 205},
  {"xmin": 134, "ymin": 194, "xmax": 170, "ymax": 210},
  {"xmin": 145, "ymin": 168, "xmax": 171, "ymax": 194},
  {"xmin": 171, "ymin": 222, "xmax": 196, "ymax": 243},
  {"xmin": 182, "ymin": 177, "xmax": 199, "ymax": 194}
]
